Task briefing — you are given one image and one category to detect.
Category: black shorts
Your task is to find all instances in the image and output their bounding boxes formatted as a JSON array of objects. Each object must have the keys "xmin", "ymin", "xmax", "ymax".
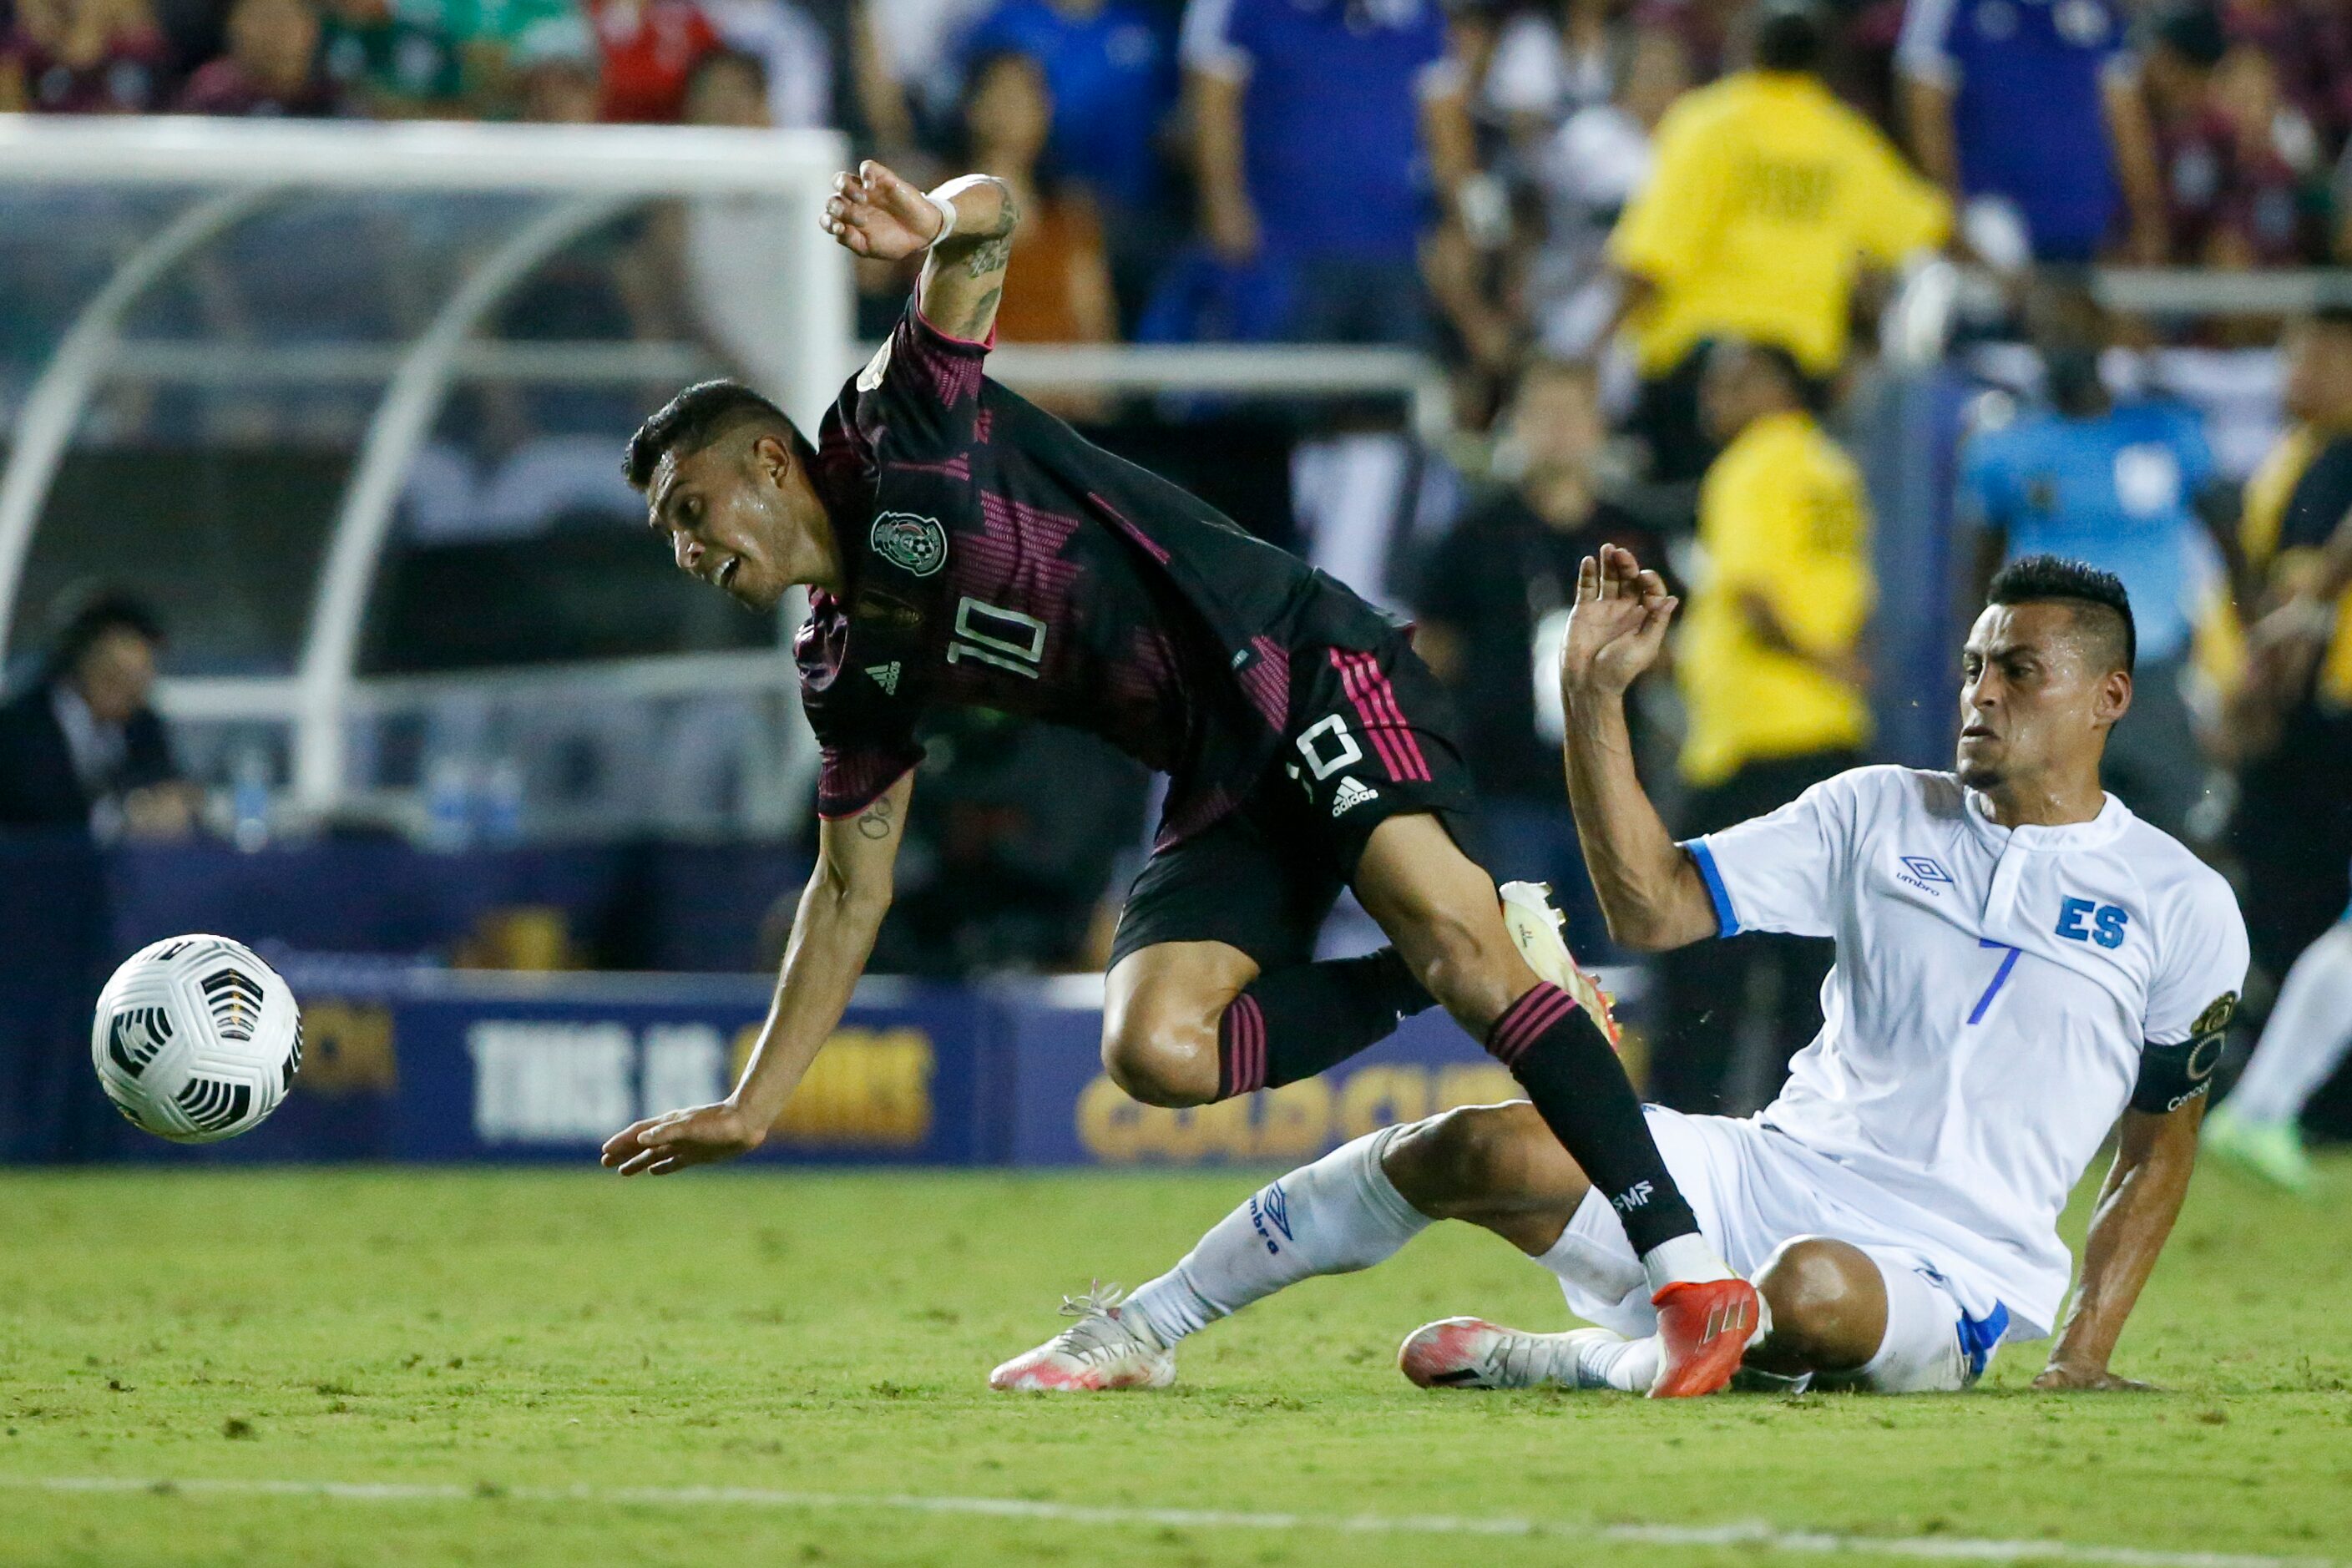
[{"xmin": 1110, "ymin": 635, "xmax": 1478, "ymax": 972}]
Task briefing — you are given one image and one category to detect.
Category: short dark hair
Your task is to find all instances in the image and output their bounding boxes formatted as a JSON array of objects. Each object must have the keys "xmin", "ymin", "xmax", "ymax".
[
  {"xmin": 624, "ymin": 379, "xmax": 799, "ymax": 492},
  {"xmin": 1986, "ymin": 554, "xmax": 2136, "ymax": 671},
  {"xmin": 48, "ymin": 592, "xmax": 165, "ymax": 680},
  {"xmin": 1755, "ymin": 2, "xmax": 1824, "ymax": 71}
]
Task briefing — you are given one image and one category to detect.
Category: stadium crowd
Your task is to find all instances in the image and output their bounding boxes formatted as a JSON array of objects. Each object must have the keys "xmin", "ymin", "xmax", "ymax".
[{"xmin": 3, "ymin": 0, "xmax": 2351, "ymax": 1140}]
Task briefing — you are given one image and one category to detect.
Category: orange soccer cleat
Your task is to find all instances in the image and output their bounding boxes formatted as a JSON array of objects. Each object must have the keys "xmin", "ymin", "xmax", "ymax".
[{"xmin": 1647, "ymin": 1277, "xmax": 1761, "ymax": 1398}]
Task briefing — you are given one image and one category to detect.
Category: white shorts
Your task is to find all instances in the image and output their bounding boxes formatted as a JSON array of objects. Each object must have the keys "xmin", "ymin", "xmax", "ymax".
[{"xmin": 1544, "ymin": 1107, "xmax": 2011, "ymax": 1393}]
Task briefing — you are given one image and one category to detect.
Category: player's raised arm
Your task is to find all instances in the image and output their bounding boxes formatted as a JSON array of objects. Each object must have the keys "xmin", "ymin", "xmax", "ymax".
[
  {"xmin": 1557, "ymin": 544, "xmax": 1720, "ymax": 951},
  {"xmin": 601, "ymin": 770, "xmax": 913, "ymax": 1176},
  {"xmin": 822, "ymin": 159, "xmax": 1018, "ymax": 344}
]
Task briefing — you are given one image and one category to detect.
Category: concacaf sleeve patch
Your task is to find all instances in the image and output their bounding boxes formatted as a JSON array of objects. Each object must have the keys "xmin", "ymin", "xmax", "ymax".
[{"xmin": 2191, "ymin": 992, "xmax": 2238, "ymax": 1038}]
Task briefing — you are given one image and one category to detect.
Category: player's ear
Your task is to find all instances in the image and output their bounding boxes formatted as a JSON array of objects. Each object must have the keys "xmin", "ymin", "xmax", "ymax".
[
  {"xmin": 750, "ymin": 431, "xmax": 795, "ymax": 488},
  {"xmin": 2093, "ymin": 667, "xmax": 2132, "ymax": 727}
]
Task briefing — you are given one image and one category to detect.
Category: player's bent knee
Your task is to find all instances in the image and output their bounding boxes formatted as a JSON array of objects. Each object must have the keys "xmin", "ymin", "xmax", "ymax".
[
  {"xmin": 1099, "ymin": 1016, "xmax": 1220, "ymax": 1108},
  {"xmin": 1751, "ymin": 1236, "xmax": 1887, "ymax": 1373}
]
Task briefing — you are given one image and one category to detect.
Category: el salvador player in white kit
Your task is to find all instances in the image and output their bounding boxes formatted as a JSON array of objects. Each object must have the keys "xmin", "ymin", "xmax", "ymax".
[{"xmin": 991, "ymin": 549, "xmax": 2247, "ymax": 1397}]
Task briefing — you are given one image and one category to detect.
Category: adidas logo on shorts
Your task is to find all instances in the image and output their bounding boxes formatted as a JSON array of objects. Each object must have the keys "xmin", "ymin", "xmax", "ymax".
[{"xmin": 1332, "ymin": 776, "xmax": 1379, "ymax": 817}]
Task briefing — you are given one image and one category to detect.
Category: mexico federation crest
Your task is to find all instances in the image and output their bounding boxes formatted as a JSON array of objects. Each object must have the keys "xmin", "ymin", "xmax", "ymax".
[{"xmin": 871, "ymin": 511, "xmax": 947, "ymax": 578}]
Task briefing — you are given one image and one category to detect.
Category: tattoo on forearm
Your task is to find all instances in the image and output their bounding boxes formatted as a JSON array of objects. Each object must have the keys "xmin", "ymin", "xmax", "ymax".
[
  {"xmin": 954, "ymin": 286, "xmax": 1002, "ymax": 338},
  {"xmin": 962, "ymin": 234, "xmax": 1013, "ymax": 279},
  {"xmin": 856, "ymin": 797, "xmax": 893, "ymax": 841}
]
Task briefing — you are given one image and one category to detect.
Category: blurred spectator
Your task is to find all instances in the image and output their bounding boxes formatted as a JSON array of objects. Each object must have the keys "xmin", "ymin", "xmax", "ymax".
[
  {"xmin": 175, "ymin": 0, "xmax": 339, "ymax": 114},
  {"xmin": 2206, "ymin": 308, "xmax": 2352, "ymax": 994},
  {"xmin": 962, "ymin": 50, "xmax": 1115, "ymax": 348},
  {"xmin": 1409, "ymin": 360, "xmax": 1664, "ymax": 952},
  {"xmin": 2220, "ymin": 0, "xmax": 2352, "ymax": 161},
  {"xmin": 424, "ymin": 0, "xmax": 598, "ymax": 118},
  {"xmin": 2150, "ymin": 11, "xmax": 2320, "ymax": 270},
  {"xmin": 697, "ymin": 0, "xmax": 830, "ymax": 126},
  {"xmin": 1178, "ymin": 0, "xmax": 1509, "ymax": 362},
  {"xmin": 1608, "ymin": 2, "xmax": 1948, "ymax": 483},
  {"xmin": 853, "ymin": 0, "xmax": 996, "ymax": 162},
  {"xmin": 516, "ymin": 11, "xmax": 604, "ymax": 119},
  {"xmin": 317, "ymin": 0, "xmax": 468, "ymax": 117},
  {"xmin": 1526, "ymin": 26, "xmax": 1687, "ymax": 362},
  {"xmin": 1896, "ymin": 0, "xmax": 2166, "ymax": 266},
  {"xmin": 0, "ymin": 0, "xmax": 170, "ymax": 113},
  {"xmin": 1480, "ymin": 0, "xmax": 1615, "ymax": 149},
  {"xmin": 588, "ymin": 0, "xmax": 717, "ymax": 121},
  {"xmin": 1958, "ymin": 283, "xmax": 2223, "ymax": 838},
  {"xmin": 0, "ymin": 594, "xmax": 193, "ymax": 842},
  {"xmin": 1630, "ymin": 0, "xmax": 1738, "ymax": 82},
  {"xmin": 961, "ymin": 0, "xmax": 1176, "ymax": 233},
  {"xmin": 1657, "ymin": 339, "xmax": 1872, "ymax": 1113}
]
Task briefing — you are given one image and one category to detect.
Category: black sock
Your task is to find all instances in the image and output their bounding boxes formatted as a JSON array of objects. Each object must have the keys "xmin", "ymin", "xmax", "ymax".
[
  {"xmin": 1215, "ymin": 948, "xmax": 1436, "ymax": 1099},
  {"xmin": 1485, "ymin": 983, "xmax": 1700, "ymax": 1256}
]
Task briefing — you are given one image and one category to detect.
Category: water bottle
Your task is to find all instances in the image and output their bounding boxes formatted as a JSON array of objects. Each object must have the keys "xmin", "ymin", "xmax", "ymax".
[
  {"xmin": 422, "ymin": 756, "xmax": 473, "ymax": 852},
  {"xmin": 480, "ymin": 758, "xmax": 524, "ymax": 847},
  {"xmin": 230, "ymin": 746, "xmax": 271, "ymax": 852}
]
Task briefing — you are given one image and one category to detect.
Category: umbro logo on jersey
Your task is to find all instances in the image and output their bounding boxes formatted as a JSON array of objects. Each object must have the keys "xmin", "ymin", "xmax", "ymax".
[
  {"xmin": 1331, "ymin": 776, "xmax": 1379, "ymax": 817},
  {"xmin": 865, "ymin": 661, "xmax": 902, "ymax": 695},
  {"xmin": 1897, "ymin": 855, "xmax": 1954, "ymax": 896}
]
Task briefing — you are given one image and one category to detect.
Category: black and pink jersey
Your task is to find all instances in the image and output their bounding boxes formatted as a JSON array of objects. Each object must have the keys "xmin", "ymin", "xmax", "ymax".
[{"xmin": 797, "ymin": 302, "xmax": 1401, "ymax": 844}]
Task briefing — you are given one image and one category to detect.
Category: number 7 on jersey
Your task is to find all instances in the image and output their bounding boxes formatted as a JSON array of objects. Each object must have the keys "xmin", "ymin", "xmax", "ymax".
[{"xmin": 1968, "ymin": 938, "xmax": 2022, "ymax": 1026}]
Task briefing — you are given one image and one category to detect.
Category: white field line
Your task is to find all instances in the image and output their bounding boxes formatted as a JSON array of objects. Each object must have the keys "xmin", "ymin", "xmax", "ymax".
[{"xmin": 0, "ymin": 1474, "xmax": 2334, "ymax": 1568}]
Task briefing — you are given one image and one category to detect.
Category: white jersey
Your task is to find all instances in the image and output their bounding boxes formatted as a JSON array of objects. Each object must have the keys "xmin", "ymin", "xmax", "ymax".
[{"xmin": 1688, "ymin": 766, "xmax": 2248, "ymax": 1338}]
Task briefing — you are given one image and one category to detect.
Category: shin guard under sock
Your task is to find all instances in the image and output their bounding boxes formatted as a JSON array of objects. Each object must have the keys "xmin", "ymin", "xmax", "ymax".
[
  {"xmin": 1215, "ymin": 948, "xmax": 1435, "ymax": 1099},
  {"xmin": 1486, "ymin": 982, "xmax": 1700, "ymax": 1257}
]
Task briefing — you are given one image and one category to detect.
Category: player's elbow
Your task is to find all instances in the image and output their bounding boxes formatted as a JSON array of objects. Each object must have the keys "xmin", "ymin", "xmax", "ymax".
[
  {"xmin": 1601, "ymin": 909, "xmax": 1684, "ymax": 953},
  {"xmin": 812, "ymin": 862, "xmax": 893, "ymax": 928}
]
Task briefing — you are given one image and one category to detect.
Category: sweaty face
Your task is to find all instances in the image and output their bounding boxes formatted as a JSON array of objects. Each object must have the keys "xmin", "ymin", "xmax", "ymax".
[
  {"xmin": 645, "ymin": 433, "xmax": 806, "ymax": 613},
  {"xmin": 1955, "ymin": 604, "xmax": 2124, "ymax": 792}
]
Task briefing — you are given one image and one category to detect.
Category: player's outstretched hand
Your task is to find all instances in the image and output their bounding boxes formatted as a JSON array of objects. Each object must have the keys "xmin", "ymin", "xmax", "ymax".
[
  {"xmin": 821, "ymin": 160, "xmax": 943, "ymax": 262},
  {"xmin": 1560, "ymin": 542, "xmax": 1677, "ymax": 702},
  {"xmin": 2031, "ymin": 1362, "xmax": 2158, "ymax": 1393},
  {"xmin": 600, "ymin": 1101, "xmax": 766, "ymax": 1177}
]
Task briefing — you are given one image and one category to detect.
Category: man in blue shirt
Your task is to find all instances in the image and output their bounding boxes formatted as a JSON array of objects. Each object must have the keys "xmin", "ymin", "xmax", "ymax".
[
  {"xmin": 1958, "ymin": 288, "xmax": 2224, "ymax": 836},
  {"xmin": 1176, "ymin": 0, "xmax": 1504, "ymax": 357},
  {"xmin": 1897, "ymin": 0, "xmax": 2167, "ymax": 263}
]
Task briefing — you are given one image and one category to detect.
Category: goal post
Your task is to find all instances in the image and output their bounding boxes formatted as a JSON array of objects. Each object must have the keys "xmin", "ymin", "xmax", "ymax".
[{"xmin": 0, "ymin": 116, "xmax": 853, "ymax": 813}]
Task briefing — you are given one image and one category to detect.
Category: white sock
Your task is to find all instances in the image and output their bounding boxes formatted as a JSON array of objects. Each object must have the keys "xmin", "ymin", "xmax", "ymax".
[
  {"xmin": 2228, "ymin": 923, "xmax": 2352, "ymax": 1126},
  {"xmin": 1641, "ymin": 1232, "xmax": 1735, "ymax": 1296},
  {"xmin": 1561, "ymin": 1328, "xmax": 1663, "ymax": 1391},
  {"xmin": 1122, "ymin": 1125, "xmax": 1429, "ymax": 1348}
]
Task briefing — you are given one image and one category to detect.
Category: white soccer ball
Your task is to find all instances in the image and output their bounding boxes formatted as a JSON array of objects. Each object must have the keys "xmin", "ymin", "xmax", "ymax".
[{"xmin": 90, "ymin": 935, "xmax": 302, "ymax": 1144}]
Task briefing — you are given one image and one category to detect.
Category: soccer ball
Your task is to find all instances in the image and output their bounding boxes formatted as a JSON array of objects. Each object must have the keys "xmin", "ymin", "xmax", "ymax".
[{"xmin": 90, "ymin": 935, "xmax": 302, "ymax": 1144}]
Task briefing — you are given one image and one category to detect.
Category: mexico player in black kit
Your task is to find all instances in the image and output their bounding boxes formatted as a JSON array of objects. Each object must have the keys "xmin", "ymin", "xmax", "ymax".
[{"xmin": 599, "ymin": 161, "xmax": 1758, "ymax": 1396}]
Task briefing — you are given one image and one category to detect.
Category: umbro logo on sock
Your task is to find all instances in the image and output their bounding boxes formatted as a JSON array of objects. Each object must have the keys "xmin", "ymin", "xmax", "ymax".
[
  {"xmin": 1332, "ymin": 776, "xmax": 1378, "ymax": 817},
  {"xmin": 865, "ymin": 661, "xmax": 902, "ymax": 695}
]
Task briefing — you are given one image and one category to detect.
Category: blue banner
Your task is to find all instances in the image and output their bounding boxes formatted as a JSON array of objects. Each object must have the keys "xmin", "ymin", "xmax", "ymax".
[{"xmin": 111, "ymin": 962, "xmax": 1646, "ymax": 1168}]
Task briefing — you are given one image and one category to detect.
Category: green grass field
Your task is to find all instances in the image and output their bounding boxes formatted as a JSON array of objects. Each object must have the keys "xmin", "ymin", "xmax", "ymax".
[{"xmin": 3, "ymin": 1156, "xmax": 2349, "ymax": 1567}]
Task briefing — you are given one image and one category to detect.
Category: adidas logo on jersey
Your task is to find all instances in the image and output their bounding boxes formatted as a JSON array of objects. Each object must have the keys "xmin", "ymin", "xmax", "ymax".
[
  {"xmin": 1331, "ymin": 776, "xmax": 1378, "ymax": 817},
  {"xmin": 865, "ymin": 661, "xmax": 902, "ymax": 695}
]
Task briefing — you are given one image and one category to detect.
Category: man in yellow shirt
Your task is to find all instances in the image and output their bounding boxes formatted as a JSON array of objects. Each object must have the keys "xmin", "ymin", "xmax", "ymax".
[
  {"xmin": 1653, "ymin": 339, "xmax": 1874, "ymax": 1113},
  {"xmin": 1607, "ymin": 2, "xmax": 1949, "ymax": 483}
]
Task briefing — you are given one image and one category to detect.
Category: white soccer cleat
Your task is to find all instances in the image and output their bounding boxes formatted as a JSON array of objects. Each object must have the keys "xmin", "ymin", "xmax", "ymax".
[
  {"xmin": 1398, "ymin": 1317, "xmax": 1623, "ymax": 1390},
  {"xmin": 988, "ymin": 1282, "xmax": 1176, "ymax": 1392},
  {"xmin": 1498, "ymin": 881, "xmax": 1621, "ymax": 1049}
]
